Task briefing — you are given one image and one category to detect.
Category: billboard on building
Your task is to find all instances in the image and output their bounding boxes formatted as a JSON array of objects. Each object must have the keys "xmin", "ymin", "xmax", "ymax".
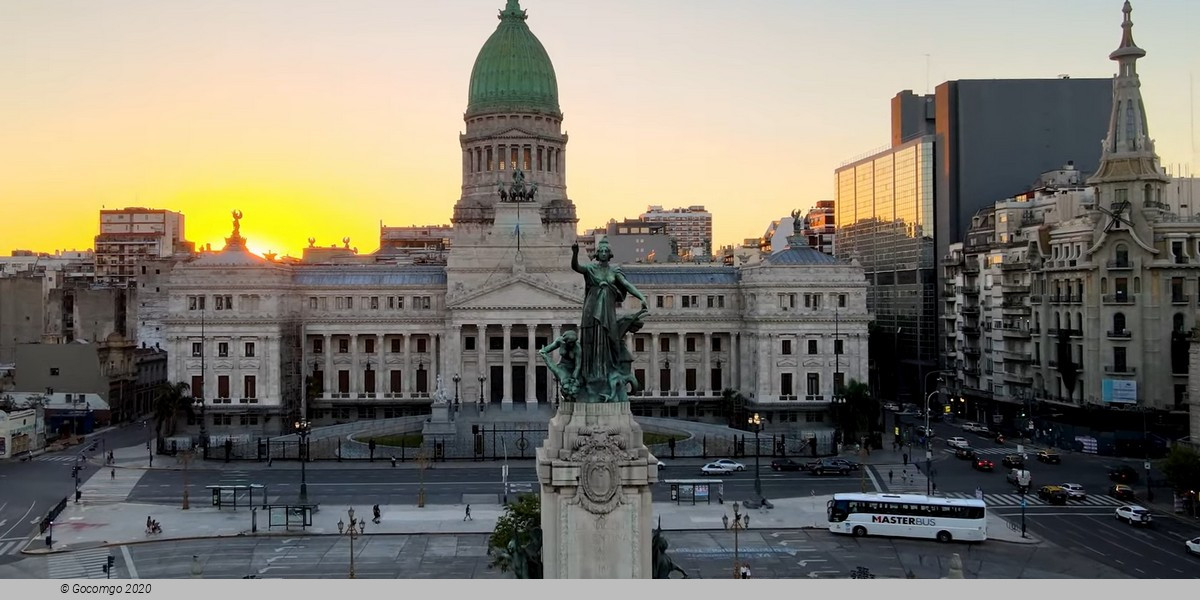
[{"xmin": 1101, "ymin": 379, "xmax": 1138, "ymax": 404}]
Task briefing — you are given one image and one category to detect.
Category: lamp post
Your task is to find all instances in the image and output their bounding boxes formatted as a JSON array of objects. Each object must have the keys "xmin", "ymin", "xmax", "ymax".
[
  {"xmin": 924, "ymin": 390, "xmax": 938, "ymax": 495},
  {"xmin": 1143, "ymin": 407, "xmax": 1153, "ymax": 502},
  {"xmin": 748, "ymin": 413, "xmax": 764, "ymax": 503},
  {"xmin": 337, "ymin": 507, "xmax": 366, "ymax": 579},
  {"xmin": 294, "ymin": 419, "xmax": 311, "ymax": 504},
  {"xmin": 722, "ymin": 501, "xmax": 750, "ymax": 579},
  {"xmin": 453, "ymin": 373, "xmax": 461, "ymax": 412},
  {"xmin": 831, "ymin": 395, "xmax": 847, "ymax": 452},
  {"xmin": 193, "ymin": 396, "xmax": 208, "ymax": 461},
  {"xmin": 198, "ymin": 309, "xmax": 209, "ymax": 460}
]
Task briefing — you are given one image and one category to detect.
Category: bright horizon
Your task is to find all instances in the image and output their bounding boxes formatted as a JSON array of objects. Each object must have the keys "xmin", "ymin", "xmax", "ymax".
[{"xmin": 2, "ymin": 0, "xmax": 1198, "ymax": 259}]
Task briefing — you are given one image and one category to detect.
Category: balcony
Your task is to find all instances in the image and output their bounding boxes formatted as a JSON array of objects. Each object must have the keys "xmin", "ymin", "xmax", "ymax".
[
  {"xmin": 957, "ymin": 286, "xmax": 980, "ymax": 296},
  {"xmin": 960, "ymin": 306, "xmax": 980, "ymax": 316},
  {"xmin": 962, "ymin": 367, "xmax": 980, "ymax": 377},
  {"xmin": 1002, "ymin": 371, "xmax": 1033, "ymax": 385},
  {"xmin": 1102, "ymin": 294, "xmax": 1137, "ymax": 305},
  {"xmin": 941, "ymin": 289, "xmax": 957, "ymax": 298},
  {"xmin": 959, "ymin": 325, "xmax": 980, "ymax": 336},
  {"xmin": 1171, "ymin": 294, "xmax": 1191, "ymax": 305},
  {"xmin": 1000, "ymin": 351, "xmax": 1032, "ymax": 363},
  {"xmin": 941, "ymin": 255, "xmax": 964, "ymax": 267},
  {"xmin": 1105, "ymin": 259, "xmax": 1135, "ymax": 270},
  {"xmin": 804, "ymin": 395, "xmax": 826, "ymax": 403},
  {"xmin": 1104, "ymin": 365, "xmax": 1137, "ymax": 375},
  {"xmin": 1000, "ymin": 260, "xmax": 1029, "ymax": 272},
  {"xmin": 1002, "ymin": 285, "xmax": 1031, "ymax": 295},
  {"xmin": 1106, "ymin": 329, "xmax": 1131, "ymax": 339},
  {"xmin": 1000, "ymin": 326, "xmax": 1031, "ymax": 338},
  {"xmin": 963, "ymin": 263, "xmax": 980, "ymax": 275},
  {"xmin": 962, "ymin": 347, "xmax": 981, "ymax": 357}
]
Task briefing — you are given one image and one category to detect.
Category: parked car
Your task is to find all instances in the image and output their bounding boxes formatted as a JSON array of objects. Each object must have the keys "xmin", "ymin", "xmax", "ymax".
[
  {"xmin": 961, "ymin": 422, "xmax": 985, "ymax": 434},
  {"xmin": 1115, "ymin": 505, "xmax": 1152, "ymax": 526},
  {"xmin": 1109, "ymin": 484, "xmax": 1136, "ymax": 501},
  {"xmin": 700, "ymin": 462, "xmax": 733, "ymax": 476},
  {"xmin": 1036, "ymin": 450, "xmax": 1062, "ymax": 464},
  {"xmin": 1037, "ymin": 485, "xmax": 1068, "ymax": 505},
  {"xmin": 811, "ymin": 458, "xmax": 852, "ymax": 476},
  {"xmin": 946, "ymin": 436, "xmax": 970, "ymax": 449},
  {"xmin": 954, "ymin": 447, "xmax": 977, "ymax": 460},
  {"xmin": 711, "ymin": 459, "xmax": 745, "ymax": 472},
  {"xmin": 770, "ymin": 458, "xmax": 803, "ymax": 472},
  {"xmin": 915, "ymin": 426, "xmax": 936, "ymax": 439},
  {"xmin": 1060, "ymin": 483, "xmax": 1087, "ymax": 500},
  {"xmin": 1002, "ymin": 454, "xmax": 1025, "ymax": 469},
  {"xmin": 1186, "ymin": 537, "xmax": 1200, "ymax": 556},
  {"xmin": 973, "ymin": 458, "xmax": 995, "ymax": 472},
  {"xmin": 1109, "ymin": 465, "xmax": 1139, "ymax": 483},
  {"xmin": 882, "ymin": 402, "xmax": 900, "ymax": 412}
]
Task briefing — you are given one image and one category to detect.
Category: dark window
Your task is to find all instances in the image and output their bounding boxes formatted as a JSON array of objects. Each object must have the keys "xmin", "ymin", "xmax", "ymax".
[
  {"xmin": 1113, "ymin": 312, "xmax": 1126, "ymax": 332},
  {"xmin": 535, "ymin": 336, "xmax": 548, "ymax": 349},
  {"xmin": 416, "ymin": 338, "xmax": 428, "ymax": 353},
  {"xmin": 312, "ymin": 339, "xmax": 323, "ymax": 354},
  {"xmin": 365, "ymin": 338, "xmax": 375, "ymax": 354},
  {"xmin": 49, "ymin": 367, "xmax": 60, "ymax": 376},
  {"xmin": 217, "ymin": 375, "xmax": 230, "ymax": 399},
  {"xmin": 218, "ymin": 342, "xmax": 228, "ymax": 357},
  {"xmin": 685, "ymin": 369, "xmax": 697, "ymax": 392},
  {"xmin": 659, "ymin": 369, "xmax": 671, "ymax": 392},
  {"xmin": 390, "ymin": 370, "xmax": 402, "ymax": 393},
  {"xmin": 838, "ymin": 294, "xmax": 847, "ymax": 308},
  {"xmin": 659, "ymin": 337, "xmax": 670, "ymax": 352},
  {"xmin": 244, "ymin": 342, "xmax": 255, "ymax": 357},
  {"xmin": 511, "ymin": 336, "xmax": 529, "ymax": 350},
  {"xmin": 192, "ymin": 342, "xmax": 203, "ymax": 357},
  {"xmin": 489, "ymin": 337, "xmax": 504, "ymax": 351},
  {"xmin": 635, "ymin": 337, "xmax": 645, "ymax": 352},
  {"xmin": 712, "ymin": 337, "xmax": 722, "ymax": 352},
  {"xmin": 339, "ymin": 339, "xmax": 349, "ymax": 353},
  {"xmin": 191, "ymin": 376, "xmax": 204, "ymax": 399},
  {"xmin": 808, "ymin": 340, "xmax": 818, "ymax": 354},
  {"xmin": 391, "ymin": 338, "xmax": 401, "ymax": 353},
  {"xmin": 244, "ymin": 375, "xmax": 256, "ymax": 399},
  {"xmin": 782, "ymin": 340, "xmax": 792, "ymax": 355},
  {"xmin": 1114, "ymin": 347, "xmax": 1127, "ymax": 371},
  {"xmin": 781, "ymin": 373, "xmax": 793, "ymax": 396},
  {"xmin": 807, "ymin": 373, "xmax": 820, "ymax": 396},
  {"xmin": 464, "ymin": 337, "xmax": 476, "ymax": 351},
  {"xmin": 364, "ymin": 370, "xmax": 375, "ymax": 394},
  {"xmin": 710, "ymin": 368, "xmax": 722, "ymax": 392},
  {"xmin": 338, "ymin": 370, "xmax": 350, "ymax": 394},
  {"xmin": 312, "ymin": 371, "xmax": 323, "ymax": 395},
  {"xmin": 835, "ymin": 340, "xmax": 844, "ymax": 354},
  {"xmin": 686, "ymin": 337, "xmax": 696, "ymax": 352}
]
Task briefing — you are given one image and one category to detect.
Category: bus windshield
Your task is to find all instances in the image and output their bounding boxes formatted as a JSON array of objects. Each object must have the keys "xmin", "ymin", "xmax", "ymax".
[{"xmin": 828, "ymin": 499, "xmax": 849, "ymax": 522}]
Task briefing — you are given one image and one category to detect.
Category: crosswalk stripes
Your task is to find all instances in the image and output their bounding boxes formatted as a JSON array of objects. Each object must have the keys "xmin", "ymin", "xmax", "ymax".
[
  {"xmin": 78, "ymin": 466, "xmax": 148, "ymax": 505},
  {"xmin": 34, "ymin": 455, "xmax": 84, "ymax": 463},
  {"xmin": 941, "ymin": 447, "xmax": 1014, "ymax": 456},
  {"xmin": 0, "ymin": 539, "xmax": 26, "ymax": 556},
  {"xmin": 47, "ymin": 548, "xmax": 111, "ymax": 579},
  {"xmin": 943, "ymin": 492, "xmax": 1123, "ymax": 508}
]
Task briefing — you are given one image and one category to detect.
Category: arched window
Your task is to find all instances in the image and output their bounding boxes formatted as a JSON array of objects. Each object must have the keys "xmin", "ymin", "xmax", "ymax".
[
  {"xmin": 1144, "ymin": 184, "xmax": 1153, "ymax": 205},
  {"xmin": 1174, "ymin": 313, "xmax": 1186, "ymax": 333},
  {"xmin": 1101, "ymin": 277, "xmax": 1108, "ymax": 294},
  {"xmin": 1115, "ymin": 244, "xmax": 1129, "ymax": 266},
  {"xmin": 1055, "ymin": 312, "xmax": 1062, "ymax": 329},
  {"xmin": 1113, "ymin": 312, "xmax": 1126, "ymax": 333}
]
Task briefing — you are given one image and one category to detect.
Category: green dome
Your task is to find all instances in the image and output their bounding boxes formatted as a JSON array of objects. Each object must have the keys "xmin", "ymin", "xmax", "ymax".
[{"xmin": 467, "ymin": 0, "xmax": 561, "ymax": 118}]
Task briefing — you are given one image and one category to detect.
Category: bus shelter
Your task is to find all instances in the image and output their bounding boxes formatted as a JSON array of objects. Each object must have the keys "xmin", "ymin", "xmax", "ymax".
[{"xmin": 664, "ymin": 479, "xmax": 723, "ymax": 505}]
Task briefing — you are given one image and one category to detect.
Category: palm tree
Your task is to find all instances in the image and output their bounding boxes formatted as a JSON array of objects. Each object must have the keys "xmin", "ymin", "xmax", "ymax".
[{"xmin": 154, "ymin": 381, "xmax": 192, "ymax": 443}]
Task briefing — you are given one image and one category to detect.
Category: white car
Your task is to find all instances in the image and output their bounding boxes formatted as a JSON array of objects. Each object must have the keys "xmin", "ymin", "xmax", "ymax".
[
  {"xmin": 1186, "ymin": 537, "xmax": 1200, "ymax": 556},
  {"xmin": 1115, "ymin": 505, "xmax": 1153, "ymax": 526},
  {"xmin": 1060, "ymin": 483, "xmax": 1087, "ymax": 500},
  {"xmin": 711, "ymin": 459, "xmax": 745, "ymax": 472},
  {"xmin": 700, "ymin": 462, "xmax": 733, "ymax": 476},
  {"xmin": 946, "ymin": 437, "xmax": 969, "ymax": 449}
]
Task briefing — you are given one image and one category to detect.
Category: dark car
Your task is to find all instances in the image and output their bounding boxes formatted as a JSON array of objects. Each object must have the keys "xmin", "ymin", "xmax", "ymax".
[
  {"xmin": 1002, "ymin": 454, "xmax": 1025, "ymax": 469},
  {"xmin": 954, "ymin": 447, "xmax": 977, "ymax": 460},
  {"xmin": 1037, "ymin": 485, "xmax": 1069, "ymax": 505},
  {"xmin": 1109, "ymin": 465, "xmax": 1140, "ymax": 483},
  {"xmin": 1036, "ymin": 450, "xmax": 1062, "ymax": 465},
  {"xmin": 771, "ymin": 458, "xmax": 803, "ymax": 472},
  {"xmin": 811, "ymin": 458, "xmax": 852, "ymax": 476},
  {"xmin": 973, "ymin": 458, "xmax": 995, "ymax": 472},
  {"xmin": 1109, "ymin": 484, "xmax": 1136, "ymax": 501}
]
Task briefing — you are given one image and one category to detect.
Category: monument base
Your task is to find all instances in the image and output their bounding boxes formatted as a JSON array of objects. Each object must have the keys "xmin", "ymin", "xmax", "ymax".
[{"xmin": 536, "ymin": 402, "xmax": 657, "ymax": 579}]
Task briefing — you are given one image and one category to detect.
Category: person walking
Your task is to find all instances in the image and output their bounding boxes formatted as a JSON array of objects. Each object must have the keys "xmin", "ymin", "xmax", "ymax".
[
  {"xmin": 110, "ymin": 468, "xmax": 116, "ymax": 480},
  {"xmin": 902, "ymin": 452, "xmax": 908, "ymax": 466},
  {"xmin": 464, "ymin": 504, "xmax": 472, "ymax": 521},
  {"xmin": 888, "ymin": 469, "xmax": 893, "ymax": 484}
]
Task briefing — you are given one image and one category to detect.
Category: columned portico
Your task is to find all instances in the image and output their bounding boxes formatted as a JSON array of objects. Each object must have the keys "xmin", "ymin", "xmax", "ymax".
[
  {"xmin": 526, "ymin": 325, "xmax": 537, "ymax": 403},
  {"xmin": 702, "ymin": 331, "xmax": 712, "ymax": 395},
  {"xmin": 502, "ymin": 323, "xmax": 513, "ymax": 403}
]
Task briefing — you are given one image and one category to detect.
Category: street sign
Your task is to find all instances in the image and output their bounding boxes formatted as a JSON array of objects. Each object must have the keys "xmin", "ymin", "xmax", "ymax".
[
  {"xmin": 1016, "ymin": 444, "xmax": 1024, "ymax": 454},
  {"xmin": 925, "ymin": 451, "xmax": 932, "ymax": 460}
]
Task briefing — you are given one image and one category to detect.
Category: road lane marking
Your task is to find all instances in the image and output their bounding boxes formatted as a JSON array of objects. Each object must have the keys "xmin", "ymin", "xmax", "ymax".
[
  {"xmin": 0, "ymin": 501, "xmax": 35, "ymax": 540},
  {"xmin": 121, "ymin": 545, "xmax": 139, "ymax": 579}
]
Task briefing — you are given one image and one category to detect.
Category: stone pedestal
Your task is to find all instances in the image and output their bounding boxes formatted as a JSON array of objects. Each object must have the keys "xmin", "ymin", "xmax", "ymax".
[{"xmin": 536, "ymin": 402, "xmax": 657, "ymax": 578}]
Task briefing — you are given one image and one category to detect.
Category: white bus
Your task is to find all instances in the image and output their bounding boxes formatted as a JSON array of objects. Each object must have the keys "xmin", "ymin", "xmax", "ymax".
[{"xmin": 827, "ymin": 493, "xmax": 987, "ymax": 543}]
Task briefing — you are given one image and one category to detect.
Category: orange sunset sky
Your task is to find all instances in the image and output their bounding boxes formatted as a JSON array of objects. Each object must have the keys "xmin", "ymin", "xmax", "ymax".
[{"xmin": 2, "ymin": 0, "xmax": 1197, "ymax": 259}]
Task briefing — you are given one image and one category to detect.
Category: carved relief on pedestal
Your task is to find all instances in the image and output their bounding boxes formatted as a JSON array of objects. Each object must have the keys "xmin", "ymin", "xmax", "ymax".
[{"xmin": 567, "ymin": 426, "xmax": 634, "ymax": 515}]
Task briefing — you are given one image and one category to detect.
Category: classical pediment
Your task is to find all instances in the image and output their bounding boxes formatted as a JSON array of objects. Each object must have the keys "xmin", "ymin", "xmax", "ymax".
[
  {"xmin": 449, "ymin": 276, "xmax": 581, "ymax": 310},
  {"xmin": 802, "ymin": 359, "xmax": 823, "ymax": 368}
]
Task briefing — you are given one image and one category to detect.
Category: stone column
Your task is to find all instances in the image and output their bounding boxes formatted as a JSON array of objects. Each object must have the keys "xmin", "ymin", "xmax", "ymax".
[
  {"xmin": 767, "ymin": 332, "xmax": 775, "ymax": 399},
  {"xmin": 702, "ymin": 331, "xmax": 712, "ymax": 396},
  {"xmin": 793, "ymin": 336, "xmax": 801, "ymax": 400},
  {"xmin": 502, "ymin": 324, "xmax": 513, "ymax": 403},
  {"xmin": 323, "ymin": 334, "xmax": 332, "ymax": 397},
  {"xmin": 350, "ymin": 334, "xmax": 360, "ymax": 396},
  {"xmin": 403, "ymin": 333, "xmax": 413, "ymax": 395},
  {"xmin": 376, "ymin": 334, "xmax": 384, "ymax": 395},
  {"xmin": 526, "ymin": 325, "xmax": 537, "ymax": 403},
  {"xmin": 477, "ymin": 323, "xmax": 487, "ymax": 404},
  {"xmin": 649, "ymin": 332, "xmax": 659, "ymax": 394},
  {"xmin": 756, "ymin": 333, "xmax": 768, "ymax": 399},
  {"xmin": 452, "ymin": 324, "xmax": 463, "ymax": 382},
  {"xmin": 675, "ymin": 332, "xmax": 685, "ymax": 395},
  {"xmin": 429, "ymin": 334, "xmax": 438, "ymax": 393}
]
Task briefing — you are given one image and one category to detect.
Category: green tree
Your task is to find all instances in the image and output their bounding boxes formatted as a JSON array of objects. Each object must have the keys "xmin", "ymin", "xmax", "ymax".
[
  {"xmin": 488, "ymin": 494, "xmax": 543, "ymax": 578},
  {"xmin": 718, "ymin": 388, "xmax": 746, "ymax": 428},
  {"xmin": 838, "ymin": 379, "xmax": 875, "ymax": 443},
  {"xmin": 153, "ymin": 381, "xmax": 192, "ymax": 443},
  {"xmin": 1162, "ymin": 444, "xmax": 1200, "ymax": 493}
]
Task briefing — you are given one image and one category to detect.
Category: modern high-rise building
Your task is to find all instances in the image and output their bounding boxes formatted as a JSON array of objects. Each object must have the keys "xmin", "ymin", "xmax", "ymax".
[
  {"xmin": 94, "ymin": 208, "xmax": 188, "ymax": 286},
  {"xmin": 798, "ymin": 201, "xmax": 836, "ymax": 255},
  {"xmin": 639, "ymin": 205, "xmax": 713, "ymax": 259}
]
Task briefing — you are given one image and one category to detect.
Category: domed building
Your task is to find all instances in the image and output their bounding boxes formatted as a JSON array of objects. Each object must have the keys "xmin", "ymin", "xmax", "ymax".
[{"xmin": 157, "ymin": 1, "xmax": 870, "ymax": 453}]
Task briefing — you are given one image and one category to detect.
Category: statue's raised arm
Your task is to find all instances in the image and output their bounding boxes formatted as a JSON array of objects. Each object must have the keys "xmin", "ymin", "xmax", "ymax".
[{"xmin": 570, "ymin": 242, "xmax": 584, "ymax": 274}]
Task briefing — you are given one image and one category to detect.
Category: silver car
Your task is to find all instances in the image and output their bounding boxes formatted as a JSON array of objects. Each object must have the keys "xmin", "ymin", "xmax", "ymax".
[{"xmin": 1060, "ymin": 483, "xmax": 1087, "ymax": 500}]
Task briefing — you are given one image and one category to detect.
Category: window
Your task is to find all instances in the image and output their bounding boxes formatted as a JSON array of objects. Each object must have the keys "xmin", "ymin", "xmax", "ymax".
[
  {"xmin": 635, "ymin": 337, "xmax": 645, "ymax": 352},
  {"xmin": 191, "ymin": 375, "xmax": 204, "ymax": 399},
  {"xmin": 782, "ymin": 339, "xmax": 792, "ymax": 355},
  {"xmin": 192, "ymin": 342, "xmax": 203, "ymax": 357},
  {"xmin": 489, "ymin": 336, "xmax": 504, "ymax": 351},
  {"xmin": 465, "ymin": 337, "xmax": 476, "ymax": 351},
  {"xmin": 418, "ymin": 296, "xmax": 432, "ymax": 310},
  {"xmin": 511, "ymin": 335, "xmax": 528, "ymax": 350},
  {"xmin": 1171, "ymin": 277, "xmax": 1185, "ymax": 302},
  {"xmin": 834, "ymin": 340, "xmax": 844, "ymax": 355},
  {"xmin": 391, "ymin": 338, "xmax": 401, "ymax": 353},
  {"xmin": 365, "ymin": 338, "xmax": 375, "ymax": 354},
  {"xmin": 217, "ymin": 342, "xmax": 229, "ymax": 357},
  {"xmin": 416, "ymin": 338, "xmax": 428, "ymax": 353},
  {"xmin": 389, "ymin": 296, "xmax": 405, "ymax": 310},
  {"xmin": 686, "ymin": 337, "xmax": 696, "ymax": 352},
  {"xmin": 1115, "ymin": 277, "xmax": 1129, "ymax": 300},
  {"xmin": 659, "ymin": 337, "xmax": 670, "ymax": 352},
  {"xmin": 364, "ymin": 370, "xmax": 375, "ymax": 394},
  {"xmin": 244, "ymin": 375, "xmax": 256, "ymax": 399},
  {"xmin": 808, "ymin": 339, "xmax": 818, "ymax": 354},
  {"xmin": 834, "ymin": 372, "xmax": 845, "ymax": 395},
  {"xmin": 780, "ymin": 293, "xmax": 796, "ymax": 309},
  {"xmin": 339, "ymin": 338, "xmax": 349, "ymax": 353},
  {"xmin": 312, "ymin": 370, "xmax": 323, "ymax": 395},
  {"xmin": 390, "ymin": 370, "xmax": 402, "ymax": 393},
  {"xmin": 187, "ymin": 295, "xmax": 205, "ymax": 310},
  {"xmin": 712, "ymin": 337, "xmax": 722, "ymax": 352},
  {"xmin": 214, "ymin": 415, "xmax": 231, "ymax": 426},
  {"xmin": 338, "ymin": 370, "xmax": 350, "ymax": 394},
  {"xmin": 1113, "ymin": 347, "xmax": 1127, "ymax": 371},
  {"xmin": 244, "ymin": 342, "xmax": 255, "ymax": 357},
  {"xmin": 312, "ymin": 339, "xmax": 323, "ymax": 354},
  {"xmin": 217, "ymin": 375, "xmax": 230, "ymax": 399},
  {"xmin": 240, "ymin": 415, "xmax": 258, "ymax": 426},
  {"xmin": 214, "ymin": 295, "xmax": 233, "ymax": 310},
  {"xmin": 1113, "ymin": 313, "xmax": 1126, "ymax": 333},
  {"xmin": 838, "ymin": 294, "xmax": 847, "ymax": 308},
  {"xmin": 656, "ymin": 296, "xmax": 665, "ymax": 308},
  {"xmin": 806, "ymin": 373, "xmax": 820, "ymax": 396},
  {"xmin": 781, "ymin": 372, "xmax": 793, "ymax": 396},
  {"xmin": 659, "ymin": 369, "xmax": 671, "ymax": 392},
  {"xmin": 370, "ymin": 296, "xmax": 380, "ymax": 310},
  {"xmin": 309, "ymin": 297, "xmax": 318, "ymax": 310}
]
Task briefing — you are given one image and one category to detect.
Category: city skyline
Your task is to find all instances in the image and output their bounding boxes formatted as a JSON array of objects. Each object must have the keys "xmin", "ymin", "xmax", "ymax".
[{"xmin": 2, "ymin": 0, "xmax": 1198, "ymax": 258}]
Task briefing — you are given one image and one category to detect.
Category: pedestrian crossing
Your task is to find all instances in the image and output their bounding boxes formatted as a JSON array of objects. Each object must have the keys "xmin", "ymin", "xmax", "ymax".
[
  {"xmin": 34, "ymin": 455, "xmax": 85, "ymax": 463},
  {"xmin": 47, "ymin": 548, "xmax": 111, "ymax": 579},
  {"xmin": 0, "ymin": 538, "xmax": 27, "ymax": 556},
  {"xmin": 943, "ymin": 492, "xmax": 1123, "ymax": 508},
  {"xmin": 78, "ymin": 467, "xmax": 147, "ymax": 505},
  {"xmin": 942, "ymin": 447, "xmax": 1015, "ymax": 456}
]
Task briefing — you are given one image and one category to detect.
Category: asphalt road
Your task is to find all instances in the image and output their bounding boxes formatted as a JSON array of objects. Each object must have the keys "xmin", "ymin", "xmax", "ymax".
[
  {"xmin": 104, "ymin": 527, "xmax": 1129, "ymax": 579},
  {"xmin": 126, "ymin": 461, "xmax": 865, "ymax": 506}
]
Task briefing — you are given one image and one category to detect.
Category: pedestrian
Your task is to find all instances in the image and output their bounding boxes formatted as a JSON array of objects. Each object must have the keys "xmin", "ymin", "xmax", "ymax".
[
  {"xmin": 464, "ymin": 504, "xmax": 472, "ymax": 521},
  {"xmin": 932, "ymin": 482, "xmax": 938, "ymax": 495},
  {"xmin": 110, "ymin": 468, "xmax": 115, "ymax": 480},
  {"xmin": 373, "ymin": 504, "xmax": 381, "ymax": 524},
  {"xmin": 888, "ymin": 469, "xmax": 893, "ymax": 484},
  {"xmin": 975, "ymin": 487, "xmax": 983, "ymax": 501},
  {"xmin": 902, "ymin": 453, "xmax": 908, "ymax": 466},
  {"xmin": 391, "ymin": 456, "xmax": 397, "ymax": 468}
]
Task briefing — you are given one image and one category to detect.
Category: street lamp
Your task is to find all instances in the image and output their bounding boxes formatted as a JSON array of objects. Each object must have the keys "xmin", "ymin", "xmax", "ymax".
[
  {"xmin": 452, "ymin": 373, "xmax": 461, "ymax": 412},
  {"xmin": 478, "ymin": 374, "xmax": 487, "ymax": 406},
  {"xmin": 193, "ymin": 396, "xmax": 208, "ymax": 461},
  {"xmin": 747, "ymin": 413, "xmax": 764, "ymax": 503},
  {"xmin": 924, "ymin": 390, "xmax": 939, "ymax": 495},
  {"xmin": 337, "ymin": 507, "xmax": 366, "ymax": 579},
  {"xmin": 721, "ymin": 501, "xmax": 750, "ymax": 579},
  {"xmin": 831, "ymin": 395, "xmax": 847, "ymax": 451},
  {"xmin": 294, "ymin": 419, "xmax": 311, "ymax": 504}
]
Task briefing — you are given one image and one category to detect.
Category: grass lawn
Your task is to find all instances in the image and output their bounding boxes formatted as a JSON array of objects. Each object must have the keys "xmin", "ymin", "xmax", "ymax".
[
  {"xmin": 643, "ymin": 432, "xmax": 687, "ymax": 446},
  {"xmin": 368, "ymin": 434, "xmax": 423, "ymax": 447}
]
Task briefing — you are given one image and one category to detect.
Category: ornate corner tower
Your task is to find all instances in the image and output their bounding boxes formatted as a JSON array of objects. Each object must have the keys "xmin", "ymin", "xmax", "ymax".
[
  {"xmin": 1086, "ymin": 1, "xmax": 1171, "ymax": 243},
  {"xmin": 448, "ymin": 0, "xmax": 579, "ymax": 284}
]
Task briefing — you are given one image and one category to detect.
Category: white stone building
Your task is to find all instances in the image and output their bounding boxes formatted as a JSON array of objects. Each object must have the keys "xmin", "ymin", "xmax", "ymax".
[
  {"xmin": 95, "ymin": 207, "xmax": 188, "ymax": 287},
  {"xmin": 160, "ymin": 0, "xmax": 870, "ymax": 436}
]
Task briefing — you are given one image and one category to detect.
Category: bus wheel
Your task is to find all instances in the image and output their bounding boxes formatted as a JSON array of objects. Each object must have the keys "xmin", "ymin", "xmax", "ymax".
[
  {"xmin": 936, "ymin": 531, "xmax": 953, "ymax": 543},
  {"xmin": 852, "ymin": 526, "xmax": 867, "ymax": 537}
]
